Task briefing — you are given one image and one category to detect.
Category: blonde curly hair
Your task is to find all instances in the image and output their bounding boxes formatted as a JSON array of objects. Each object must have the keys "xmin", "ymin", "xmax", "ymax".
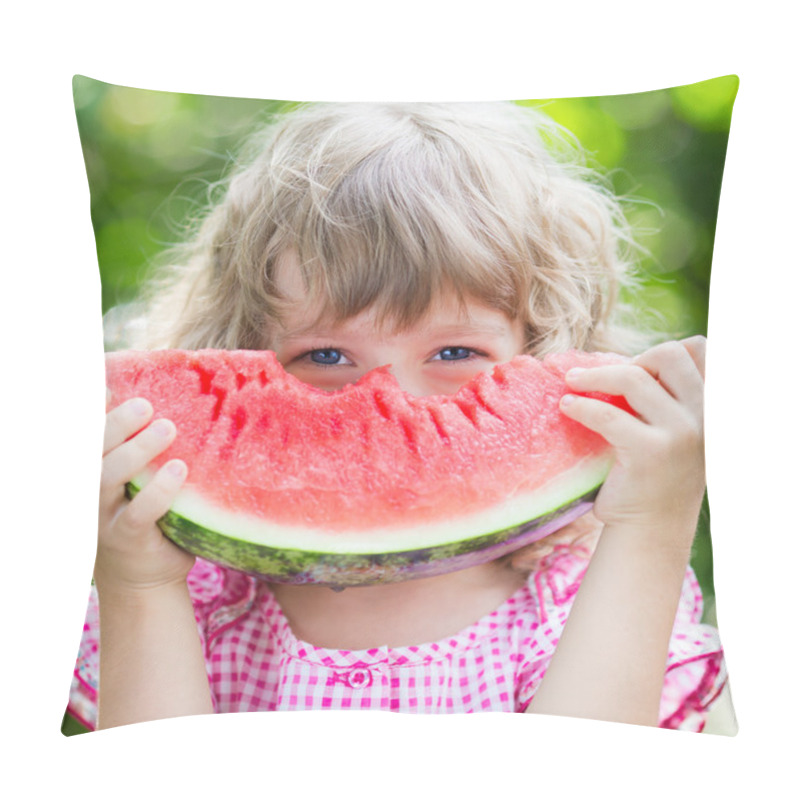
[{"xmin": 118, "ymin": 101, "xmax": 650, "ymax": 358}]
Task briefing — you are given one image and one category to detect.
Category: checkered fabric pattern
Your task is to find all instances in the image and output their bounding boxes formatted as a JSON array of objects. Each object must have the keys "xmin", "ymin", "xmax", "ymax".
[{"xmin": 68, "ymin": 547, "xmax": 727, "ymax": 731}]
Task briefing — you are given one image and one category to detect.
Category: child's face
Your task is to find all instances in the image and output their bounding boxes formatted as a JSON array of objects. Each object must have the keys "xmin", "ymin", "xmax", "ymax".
[{"xmin": 270, "ymin": 254, "xmax": 526, "ymax": 397}]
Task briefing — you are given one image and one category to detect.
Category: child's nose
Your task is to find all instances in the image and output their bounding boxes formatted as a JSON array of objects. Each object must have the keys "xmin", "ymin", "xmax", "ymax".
[{"xmin": 387, "ymin": 365, "xmax": 430, "ymax": 398}]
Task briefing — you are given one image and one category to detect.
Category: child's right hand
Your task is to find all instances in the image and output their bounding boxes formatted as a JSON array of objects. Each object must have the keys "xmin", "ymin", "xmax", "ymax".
[{"xmin": 95, "ymin": 396, "xmax": 194, "ymax": 596}]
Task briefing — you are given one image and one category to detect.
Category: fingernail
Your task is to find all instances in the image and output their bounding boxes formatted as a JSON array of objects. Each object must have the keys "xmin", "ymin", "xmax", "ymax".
[
  {"xmin": 129, "ymin": 398, "xmax": 152, "ymax": 416},
  {"xmin": 150, "ymin": 418, "xmax": 174, "ymax": 438},
  {"xmin": 560, "ymin": 393, "xmax": 576, "ymax": 406},
  {"xmin": 566, "ymin": 368, "xmax": 585, "ymax": 379},
  {"xmin": 166, "ymin": 460, "xmax": 186, "ymax": 478}
]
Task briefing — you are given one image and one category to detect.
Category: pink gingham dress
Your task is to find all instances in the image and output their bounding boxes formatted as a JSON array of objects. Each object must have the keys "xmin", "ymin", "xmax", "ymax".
[{"xmin": 67, "ymin": 545, "xmax": 727, "ymax": 731}]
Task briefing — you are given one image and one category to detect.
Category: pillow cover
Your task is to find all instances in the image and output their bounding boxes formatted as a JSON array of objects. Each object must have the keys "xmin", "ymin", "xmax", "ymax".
[{"xmin": 64, "ymin": 75, "xmax": 738, "ymax": 735}]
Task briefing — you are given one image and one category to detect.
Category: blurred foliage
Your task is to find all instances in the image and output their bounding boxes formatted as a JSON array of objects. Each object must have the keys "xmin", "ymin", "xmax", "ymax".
[{"xmin": 71, "ymin": 75, "xmax": 737, "ymax": 620}]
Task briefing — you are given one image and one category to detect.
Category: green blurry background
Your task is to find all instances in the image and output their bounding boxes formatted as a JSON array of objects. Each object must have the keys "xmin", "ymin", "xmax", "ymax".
[{"xmin": 64, "ymin": 76, "xmax": 737, "ymax": 734}]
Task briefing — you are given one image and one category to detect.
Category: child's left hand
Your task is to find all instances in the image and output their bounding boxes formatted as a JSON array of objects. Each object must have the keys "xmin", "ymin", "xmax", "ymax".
[
  {"xmin": 530, "ymin": 336, "xmax": 706, "ymax": 724},
  {"xmin": 560, "ymin": 336, "xmax": 706, "ymax": 548}
]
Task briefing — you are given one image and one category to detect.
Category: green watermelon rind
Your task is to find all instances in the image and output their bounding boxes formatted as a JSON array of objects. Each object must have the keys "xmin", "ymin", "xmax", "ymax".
[{"xmin": 127, "ymin": 456, "xmax": 610, "ymax": 586}]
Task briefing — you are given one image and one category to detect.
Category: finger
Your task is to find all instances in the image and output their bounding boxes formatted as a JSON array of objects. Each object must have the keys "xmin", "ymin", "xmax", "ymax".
[
  {"xmin": 679, "ymin": 335, "xmax": 706, "ymax": 380},
  {"xmin": 565, "ymin": 364, "xmax": 677, "ymax": 427},
  {"xmin": 115, "ymin": 459, "xmax": 187, "ymax": 537},
  {"xmin": 632, "ymin": 340, "xmax": 705, "ymax": 410},
  {"xmin": 101, "ymin": 417, "xmax": 177, "ymax": 497},
  {"xmin": 559, "ymin": 392, "xmax": 644, "ymax": 450},
  {"xmin": 103, "ymin": 397, "xmax": 154, "ymax": 455}
]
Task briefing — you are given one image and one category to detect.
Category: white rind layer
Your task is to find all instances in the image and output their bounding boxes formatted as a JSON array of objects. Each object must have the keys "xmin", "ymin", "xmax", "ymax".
[{"xmin": 131, "ymin": 454, "xmax": 612, "ymax": 554}]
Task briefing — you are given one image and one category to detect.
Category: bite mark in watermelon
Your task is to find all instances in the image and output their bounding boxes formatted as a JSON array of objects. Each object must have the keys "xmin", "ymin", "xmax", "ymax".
[{"xmin": 106, "ymin": 349, "xmax": 631, "ymax": 586}]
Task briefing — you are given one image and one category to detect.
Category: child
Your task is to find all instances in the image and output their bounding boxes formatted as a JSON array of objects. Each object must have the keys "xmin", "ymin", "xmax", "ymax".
[{"xmin": 68, "ymin": 101, "xmax": 726, "ymax": 731}]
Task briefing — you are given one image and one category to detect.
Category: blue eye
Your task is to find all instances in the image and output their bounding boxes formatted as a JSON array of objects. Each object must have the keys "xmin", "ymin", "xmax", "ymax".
[
  {"xmin": 436, "ymin": 347, "xmax": 473, "ymax": 361},
  {"xmin": 309, "ymin": 349, "xmax": 345, "ymax": 365}
]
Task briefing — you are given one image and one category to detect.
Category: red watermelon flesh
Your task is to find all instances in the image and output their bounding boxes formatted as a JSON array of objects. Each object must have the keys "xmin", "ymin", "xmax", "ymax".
[{"xmin": 106, "ymin": 349, "xmax": 631, "ymax": 585}]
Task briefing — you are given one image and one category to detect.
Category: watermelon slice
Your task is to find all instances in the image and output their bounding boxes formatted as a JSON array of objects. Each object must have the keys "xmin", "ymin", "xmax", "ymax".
[{"xmin": 106, "ymin": 349, "xmax": 630, "ymax": 586}]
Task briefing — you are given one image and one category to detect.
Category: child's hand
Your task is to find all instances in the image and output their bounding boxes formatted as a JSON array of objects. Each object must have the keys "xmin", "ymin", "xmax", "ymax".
[
  {"xmin": 95, "ymin": 396, "xmax": 194, "ymax": 595},
  {"xmin": 560, "ymin": 336, "xmax": 706, "ymax": 548}
]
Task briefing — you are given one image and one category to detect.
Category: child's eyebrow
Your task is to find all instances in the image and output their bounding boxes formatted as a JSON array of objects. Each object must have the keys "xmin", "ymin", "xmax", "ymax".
[
  {"xmin": 278, "ymin": 321, "xmax": 512, "ymax": 342},
  {"xmin": 416, "ymin": 322, "xmax": 513, "ymax": 339}
]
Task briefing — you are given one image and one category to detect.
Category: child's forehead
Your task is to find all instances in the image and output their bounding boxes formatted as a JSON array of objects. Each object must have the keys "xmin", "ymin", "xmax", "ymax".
[
  {"xmin": 280, "ymin": 311, "xmax": 516, "ymax": 341},
  {"xmin": 272, "ymin": 251, "xmax": 517, "ymax": 341},
  {"xmin": 272, "ymin": 250, "xmax": 307, "ymax": 296}
]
